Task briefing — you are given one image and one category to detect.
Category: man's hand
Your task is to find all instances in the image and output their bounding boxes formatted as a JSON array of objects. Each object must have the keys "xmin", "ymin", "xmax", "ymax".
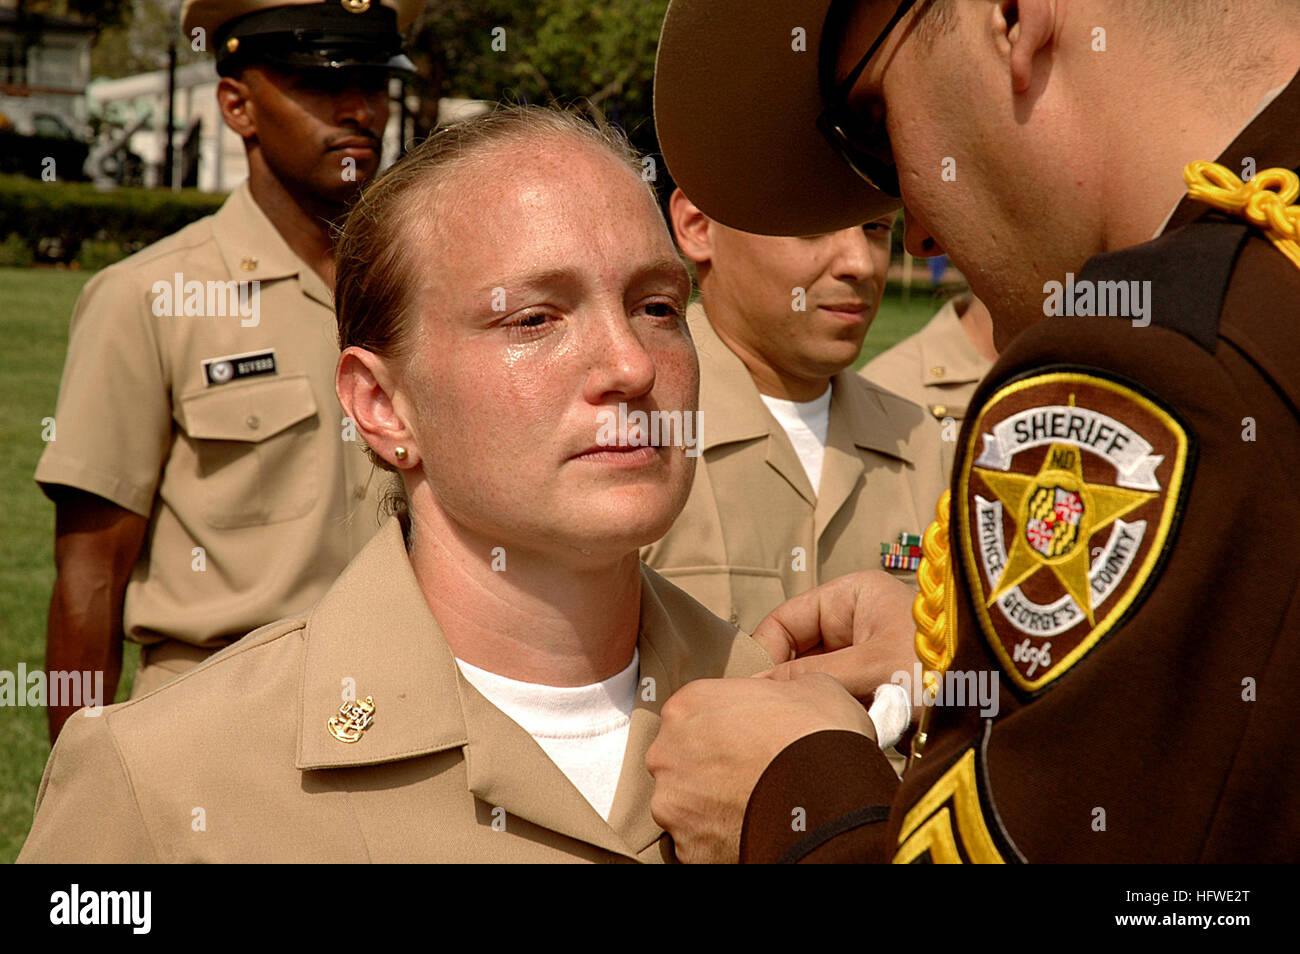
[
  {"xmin": 750, "ymin": 569, "xmax": 918, "ymax": 699},
  {"xmin": 647, "ymin": 673, "xmax": 875, "ymax": 863}
]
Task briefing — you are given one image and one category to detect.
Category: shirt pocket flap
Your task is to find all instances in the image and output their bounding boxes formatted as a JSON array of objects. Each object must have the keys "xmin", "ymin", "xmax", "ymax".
[{"xmin": 179, "ymin": 375, "xmax": 318, "ymax": 443}]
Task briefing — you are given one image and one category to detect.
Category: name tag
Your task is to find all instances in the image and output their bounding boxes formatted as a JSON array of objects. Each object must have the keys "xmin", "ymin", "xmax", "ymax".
[{"xmin": 202, "ymin": 349, "xmax": 278, "ymax": 386}]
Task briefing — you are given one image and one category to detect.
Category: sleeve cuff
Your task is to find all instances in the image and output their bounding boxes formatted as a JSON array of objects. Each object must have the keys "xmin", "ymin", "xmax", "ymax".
[
  {"xmin": 740, "ymin": 729, "xmax": 900, "ymax": 863},
  {"xmin": 35, "ymin": 454, "xmax": 156, "ymax": 517}
]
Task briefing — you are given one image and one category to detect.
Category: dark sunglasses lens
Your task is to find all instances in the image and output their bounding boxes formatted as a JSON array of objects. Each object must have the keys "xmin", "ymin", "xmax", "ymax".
[
  {"xmin": 857, "ymin": 152, "xmax": 900, "ymax": 197},
  {"xmin": 820, "ymin": 114, "xmax": 901, "ymax": 197}
]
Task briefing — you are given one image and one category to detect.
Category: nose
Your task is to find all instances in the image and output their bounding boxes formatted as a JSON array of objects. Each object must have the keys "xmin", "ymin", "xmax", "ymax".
[
  {"xmin": 582, "ymin": 309, "xmax": 657, "ymax": 406},
  {"xmin": 902, "ymin": 206, "xmax": 946, "ymax": 258},
  {"xmin": 828, "ymin": 226, "xmax": 885, "ymax": 284},
  {"xmin": 335, "ymin": 84, "xmax": 386, "ymax": 129}
]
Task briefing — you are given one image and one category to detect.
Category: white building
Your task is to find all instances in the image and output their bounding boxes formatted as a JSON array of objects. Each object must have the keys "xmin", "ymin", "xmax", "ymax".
[
  {"xmin": 0, "ymin": 6, "xmax": 95, "ymax": 137},
  {"xmin": 88, "ymin": 60, "xmax": 247, "ymax": 191}
]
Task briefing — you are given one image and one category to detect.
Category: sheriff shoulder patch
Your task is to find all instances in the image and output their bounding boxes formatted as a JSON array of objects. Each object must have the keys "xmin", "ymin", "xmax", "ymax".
[{"xmin": 958, "ymin": 371, "xmax": 1191, "ymax": 694}]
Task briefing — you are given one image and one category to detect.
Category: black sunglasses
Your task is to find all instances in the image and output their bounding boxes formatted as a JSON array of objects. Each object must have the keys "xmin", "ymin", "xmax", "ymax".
[{"xmin": 816, "ymin": 0, "xmax": 919, "ymax": 197}]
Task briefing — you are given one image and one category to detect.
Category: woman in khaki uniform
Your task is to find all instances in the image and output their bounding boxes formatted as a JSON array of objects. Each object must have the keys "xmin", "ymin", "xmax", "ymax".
[{"xmin": 19, "ymin": 108, "xmax": 773, "ymax": 864}]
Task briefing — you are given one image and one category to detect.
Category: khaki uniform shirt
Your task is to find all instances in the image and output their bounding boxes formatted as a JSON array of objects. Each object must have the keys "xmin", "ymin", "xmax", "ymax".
[
  {"xmin": 35, "ymin": 183, "xmax": 383, "ymax": 663},
  {"xmin": 860, "ymin": 299, "xmax": 994, "ymax": 478},
  {"xmin": 19, "ymin": 517, "xmax": 771, "ymax": 863},
  {"xmin": 641, "ymin": 305, "xmax": 948, "ymax": 634}
]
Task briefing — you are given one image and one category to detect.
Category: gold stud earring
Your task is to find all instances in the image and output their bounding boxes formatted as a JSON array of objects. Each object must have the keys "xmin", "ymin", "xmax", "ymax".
[{"xmin": 394, "ymin": 446, "xmax": 408, "ymax": 462}]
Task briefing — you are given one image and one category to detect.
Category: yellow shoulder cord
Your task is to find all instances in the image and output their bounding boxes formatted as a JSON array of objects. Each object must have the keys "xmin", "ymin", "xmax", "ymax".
[
  {"xmin": 909, "ymin": 489, "xmax": 957, "ymax": 766},
  {"xmin": 1184, "ymin": 160, "xmax": 1300, "ymax": 272}
]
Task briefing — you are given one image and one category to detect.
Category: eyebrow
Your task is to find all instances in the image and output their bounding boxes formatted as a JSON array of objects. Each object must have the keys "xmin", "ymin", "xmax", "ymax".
[
  {"xmin": 478, "ymin": 259, "xmax": 691, "ymax": 298},
  {"xmin": 630, "ymin": 259, "xmax": 693, "ymax": 292}
]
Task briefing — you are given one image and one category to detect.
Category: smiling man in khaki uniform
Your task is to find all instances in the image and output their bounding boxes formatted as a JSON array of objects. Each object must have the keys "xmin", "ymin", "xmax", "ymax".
[
  {"xmin": 642, "ymin": 189, "xmax": 947, "ymax": 637},
  {"xmin": 35, "ymin": 0, "xmax": 417, "ymax": 739}
]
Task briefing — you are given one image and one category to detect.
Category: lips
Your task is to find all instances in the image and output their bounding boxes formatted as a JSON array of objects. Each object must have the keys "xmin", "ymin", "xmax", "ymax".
[
  {"xmin": 571, "ymin": 441, "xmax": 659, "ymax": 459},
  {"xmin": 328, "ymin": 135, "xmax": 380, "ymax": 153},
  {"xmin": 569, "ymin": 445, "xmax": 662, "ymax": 472},
  {"xmin": 569, "ymin": 427, "xmax": 665, "ymax": 469}
]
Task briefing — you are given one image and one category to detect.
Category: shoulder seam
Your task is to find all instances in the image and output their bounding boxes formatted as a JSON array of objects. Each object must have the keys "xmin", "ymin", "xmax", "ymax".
[{"xmin": 100, "ymin": 715, "xmax": 162, "ymax": 862}]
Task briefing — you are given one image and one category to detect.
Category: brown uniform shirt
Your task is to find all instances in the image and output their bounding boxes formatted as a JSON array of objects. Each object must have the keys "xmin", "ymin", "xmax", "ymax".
[
  {"xmin": 861, "ymin": 298, "xmax": 994, "ymax": 478},
  {"xmin": 35, "ymin": 183, "xmax": 383, "ymax": 672},
  {"xmin": 642, "ymin": 304, "xmax": 948, "ymax": 634},
  {"xmin": 740, "ymin": 70, "xmax": 1300, "ymax": 863},
  {"xmin": 19, "ymin": 517, "xmax": 771, "ymax": 863}
]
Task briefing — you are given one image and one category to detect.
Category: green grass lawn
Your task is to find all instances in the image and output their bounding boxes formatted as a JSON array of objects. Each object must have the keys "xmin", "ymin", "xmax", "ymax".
[
  {"xmin": 0, "ymin": 266, "xmax": 143, "ymax": 863},
  {"xmin": 0, "ymin": 266, "xmax": 943, "ymax": 863},
  {"xmin": 856, "ymin": 279, "xmax": 957, "ymax": 369}
]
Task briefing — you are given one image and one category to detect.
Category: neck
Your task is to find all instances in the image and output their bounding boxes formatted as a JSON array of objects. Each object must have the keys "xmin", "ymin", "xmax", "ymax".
[
  {"xmin": 246, "ymin": 151, "xmax": 345, "ymax": 287},
  {"xmin": 405, "ymin": 489, "xmax": 643, "ymax": 687},
  {"xmin": 1093, "ymin": 46, "xmax": 1300, "ymax": 250},
  {"xmin": 957, "ymin": 295, "xmax": 998, "ymax": 362},
  {"xmin": 701, "ymin": 300, "xmax": 832, "ymax": 402}
]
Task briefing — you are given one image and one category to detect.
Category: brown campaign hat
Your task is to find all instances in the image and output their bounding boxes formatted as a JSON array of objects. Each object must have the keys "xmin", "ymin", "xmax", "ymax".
[
  {"xmin": 654, "ymin": 0, "xmax": 900, "ymax": 237},
  {"xmin": 182, "ymin": 0, "xmax": 422, "ymax": 76}
]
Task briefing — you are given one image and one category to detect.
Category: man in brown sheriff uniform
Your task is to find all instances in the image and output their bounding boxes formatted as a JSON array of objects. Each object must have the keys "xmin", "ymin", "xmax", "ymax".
[
  {"xmin": 642, "ymin": 188, "xmax": 946, "ymax": 637},
  {"xmin": 861, "ymin": 292, "xmax": 996, "ymax": 477},
  {"xmin": 35, "ymin": 0, "xmax": 416, "ymax": 738},
  {"xmin": 646, "ymin": 0, "xmax": 1300, "ymax": 862}
]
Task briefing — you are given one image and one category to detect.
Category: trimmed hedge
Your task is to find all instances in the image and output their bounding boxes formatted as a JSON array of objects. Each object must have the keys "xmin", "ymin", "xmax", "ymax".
[
  {"xmin": 0, "ymin": 131, "xmax": 90, "ymax": 182},
  {"xmin": 0, "ymin": 174, "xmax": 226, "ymax": 264}
]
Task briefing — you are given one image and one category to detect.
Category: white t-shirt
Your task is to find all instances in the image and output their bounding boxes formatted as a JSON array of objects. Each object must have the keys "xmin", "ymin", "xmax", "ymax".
[
  {"xmin": 454, "ymin": 650, "xmax": 639, "ymax": 821},
  {"xmin": 760, "ymin": 387, "xmax": 833, "ymax": 494}
]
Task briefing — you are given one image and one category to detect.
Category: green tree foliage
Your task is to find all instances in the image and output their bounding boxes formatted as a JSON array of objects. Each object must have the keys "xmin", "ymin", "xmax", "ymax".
[
  {"xmin": 412, "ymin": 0, "xmax": 668, "ymax": 151},
  {"xmin": 89, "ymin": 0, "xmax": 203, "ymax": 80}
]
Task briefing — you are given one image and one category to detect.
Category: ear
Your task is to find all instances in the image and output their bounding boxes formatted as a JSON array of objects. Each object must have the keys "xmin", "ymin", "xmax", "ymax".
[
  {"xmin": 998, "ymin": 0, "xmax": 1058, "ymax": 94},
  {"xmin": 668, "ymin": 187, "xmax": 715, "ymax": 266},
  {"xmin": 336, "ymin": 347, "xmax": 420, "ymax": 469},
  {"xmin": 217, "ymin": 74, "xmax": 257, "ymax": 141}
]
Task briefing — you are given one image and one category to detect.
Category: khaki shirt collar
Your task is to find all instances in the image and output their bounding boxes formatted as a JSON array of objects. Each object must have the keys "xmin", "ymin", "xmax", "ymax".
[
  {"xmin": 210, "ymin": 181, "xmax": 333, "ymax": 308},
  {"xmin": 914, "ymin": 299, "xmax": 990, "ymax": 387},
  {"xmin": 689, "ymin": 303, "xmax": 772, "ymax": 450},
  {"xmin": 297, "ymin": 517, "xmax": 468, "ymax": 772},
  {"xmin": 295, "ymin": 517, "xmax": 731, "ymax": 858}
]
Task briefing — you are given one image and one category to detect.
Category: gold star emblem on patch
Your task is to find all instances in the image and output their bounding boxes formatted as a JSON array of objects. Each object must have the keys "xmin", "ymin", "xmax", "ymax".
[{"xmin": 976, "ymin": 440, "xmax": 1155, "ymax": 627}]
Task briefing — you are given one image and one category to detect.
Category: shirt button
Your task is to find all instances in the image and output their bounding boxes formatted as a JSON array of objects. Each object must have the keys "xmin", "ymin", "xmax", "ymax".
[
  {"xmin": 931, "ymin": 404, "xmax": 949, "ymax": 419},
  {"xmin": 728, "ymin": 611, "xmax": 739, "ymax": 625},
  {"xmin": 246, "ymin": 415, "xmax": 260, "ymax": 430}
]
